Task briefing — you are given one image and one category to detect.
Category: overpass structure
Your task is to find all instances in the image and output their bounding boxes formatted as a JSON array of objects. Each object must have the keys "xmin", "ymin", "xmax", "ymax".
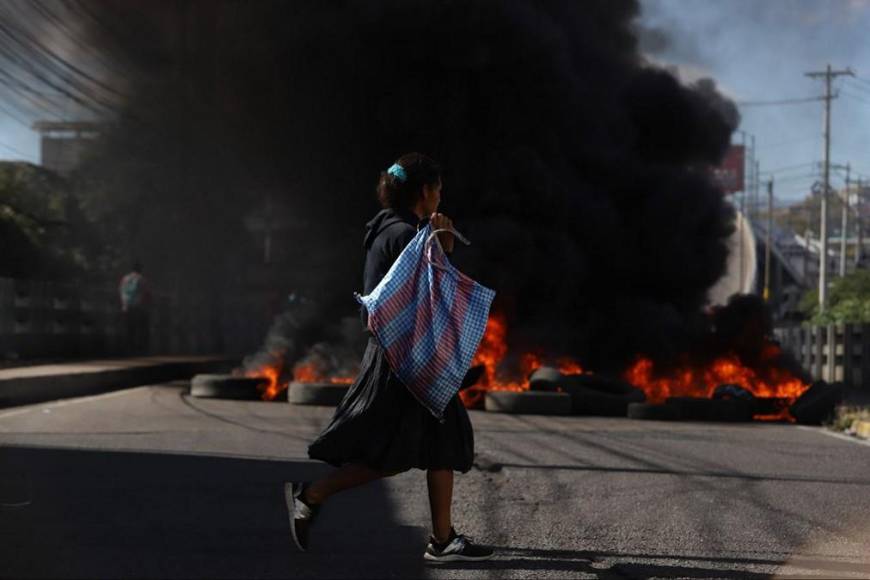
[{"xmin": 707, "ymin": 210, "xmax": 824, "ymax": 321}]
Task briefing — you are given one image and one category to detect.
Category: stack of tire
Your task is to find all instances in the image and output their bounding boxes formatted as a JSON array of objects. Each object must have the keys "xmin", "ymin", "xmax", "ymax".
[
  {"xmin": 189, "ymin": 374, "xmax": 268, "ymax": 400},
  {"xmin": 286, "ymin": 381, "xmax": 351, "ymax": 406},
  {"xmin": 628, "ymin": 397, "xmax": 756, "ymax": 422},
  {"xmin": 188, "ymin": 374, "xmax": 353, "ymax": 407},
  {"xmin": 484, "ymin": 367, "xmax": 645, "ymax": 416},
  {"xmin": 627, "ymin": 382, "xmax": 758, "ymax": 422},
  {"xmin": 788, "ymin": 380, "xmax": 844, "ymax": 425}
]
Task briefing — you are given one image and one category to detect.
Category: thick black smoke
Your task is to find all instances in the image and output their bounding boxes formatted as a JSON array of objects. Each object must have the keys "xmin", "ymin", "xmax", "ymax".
[{"xmin": 79, "ymin": 0, "xmax": 738, "ymax": 373}]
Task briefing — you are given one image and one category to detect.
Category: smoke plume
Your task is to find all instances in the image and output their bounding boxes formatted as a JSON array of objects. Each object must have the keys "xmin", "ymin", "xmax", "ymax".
[{"xmin": 75, "ymin": 0, "xmax": 739, "ymax": 373}]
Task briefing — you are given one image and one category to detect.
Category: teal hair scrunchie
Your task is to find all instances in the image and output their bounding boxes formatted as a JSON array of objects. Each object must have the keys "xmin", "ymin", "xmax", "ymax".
[{"xmin": 387, "ymin": 163, "xmax": 407, "ymax": 183}]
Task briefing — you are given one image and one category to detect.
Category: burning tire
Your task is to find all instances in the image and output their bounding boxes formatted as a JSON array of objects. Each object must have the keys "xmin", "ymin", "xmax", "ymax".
[
  {"xmin": 563, "ymin": 385, "xmax": 644, "ymax": 416},
  {"xmin": 484, "ymin": 391, "xmax": 572, "ymax": 415},
  {"xmin": 189, "ymin": 374, "xmax": 266, "ymax": 400},
  {"xmin": 528, "ymin": 366, "xmax": 564, "ymax": 392},
  {"xmin": 561, "ymin": 374, "xmax": 640, "ymax": 397},
  {"xmin": 627, "ymin": 402, "xmax": 681, "ymax": 421},
  {"xmin": 789, "ymin": 381, "xmax": 844, "ymax": 425},
  {"xmin": 287, "ymin": 382, "xmax": 351, "ymax": 406},
  {"xmin": 560, "ymin": 377, "xmax": 645, "ymax": 416},
  {"xmin": 665, "ymin": 397, "xmax": 755, "ymax": 422}
]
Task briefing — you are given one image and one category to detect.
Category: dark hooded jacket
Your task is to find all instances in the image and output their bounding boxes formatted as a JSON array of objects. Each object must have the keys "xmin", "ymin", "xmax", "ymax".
[{"xmin": 360, "ymin": 208, "xmax": 420, "ymax": 328}]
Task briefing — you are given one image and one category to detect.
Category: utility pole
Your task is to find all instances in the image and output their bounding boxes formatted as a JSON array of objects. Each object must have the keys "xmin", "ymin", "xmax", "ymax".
[
  {"xmin": 839, "ymin": 163, "xmax": 850, "ymax": 277},
  {"xmin": 857, "ymin": 177, "xmax": 864, "ymax": 268},
  {"xmin": 754, "ymin": 159, "xmax": 760, "ymax": 223},
  {"xmin": 737, "ymin": 131, "xmax": 749, "ymax": 291},
  {"xmin": 764, "ymin": 177, "xmax": 774, "ymax": 301},
  {"xmin": 829, "ymin": 161, "xmax": 852, "ymax": 276},
  {"xmin": 745, "ymin": 134, "xmax": 756, "ymax": 221},
  {"xmin": 805, "ymin": 64, "xmax": 853, "ymax": 312}
]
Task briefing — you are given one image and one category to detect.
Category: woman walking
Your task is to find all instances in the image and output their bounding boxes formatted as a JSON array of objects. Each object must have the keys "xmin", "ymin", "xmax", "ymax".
[{"xmin": 285, "ymin": 152, "xmax": 493, "ymax": 562}]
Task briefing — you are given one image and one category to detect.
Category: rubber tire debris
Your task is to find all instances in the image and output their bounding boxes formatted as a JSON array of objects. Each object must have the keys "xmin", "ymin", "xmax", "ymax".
[
  {"xmin": 665, "ymin": 397, "xmax": 755, "ymax": 422},
  {"xmin": 287, "ymin": 382, "xmax": 350, "ymax": 406},
  {"xmin": 528, "ymin": 366, "xmax": 564, "ymax": 392},
  {"xmin": 626, "ymin": 402, "xmax": 681, "ymax": 421},
  {"xmin": 789, "ymin": 381, "xmax": 844, "ymax": 425},
  {"xmin": 189, "ymin": 374, "xmax": 266, "ymax": 400}
]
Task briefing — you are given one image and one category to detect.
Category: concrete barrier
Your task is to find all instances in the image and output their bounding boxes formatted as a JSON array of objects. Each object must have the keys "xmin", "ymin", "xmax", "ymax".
[{"xmin": 0, "ymin": 356, "xmax": 236, "ymax": 407}]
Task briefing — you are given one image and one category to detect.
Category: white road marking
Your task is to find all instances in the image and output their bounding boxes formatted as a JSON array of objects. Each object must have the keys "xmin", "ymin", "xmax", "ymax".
[
  {"xmin": 798, "ymin": 425, "xmax": 870, "ymax": 448},
  {"xmin": 0, "ymin": 386, "xmax": 157, "ymax": 420}
]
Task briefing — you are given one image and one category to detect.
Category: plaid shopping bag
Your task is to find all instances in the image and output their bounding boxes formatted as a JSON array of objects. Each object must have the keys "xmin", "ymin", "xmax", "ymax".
[{"xmin": 355, "ymin": 224, "xmax": 495, "ymax": 419}]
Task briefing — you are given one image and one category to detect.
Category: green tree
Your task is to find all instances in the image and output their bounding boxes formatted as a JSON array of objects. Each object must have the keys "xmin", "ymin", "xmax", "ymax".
[
  {"xmin": 0, "ymin": 161, "xmax": 96, "ymax": 279},
  {"xmin": 800, "ymin": 270, "xmax": 870, "ymax": 324}
]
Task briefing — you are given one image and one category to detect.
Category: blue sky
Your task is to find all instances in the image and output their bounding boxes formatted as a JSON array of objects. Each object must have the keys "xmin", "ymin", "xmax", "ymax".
[
  {"xmin": 639, "ymin": 0, "xmax": 870, "ymax": 202},
  {"xmin": 0, "ymin": 107, "xmax": 40, "ymax": 164},
  {"xmin": 2, "ymin": 1, "xmax": 870, "ymax": 204}
]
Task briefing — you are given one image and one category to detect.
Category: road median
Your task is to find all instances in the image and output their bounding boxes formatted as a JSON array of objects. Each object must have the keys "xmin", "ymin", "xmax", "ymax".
[{"xmin": 0, "ymin": 356, "xmax": 236, "ymax": 407}]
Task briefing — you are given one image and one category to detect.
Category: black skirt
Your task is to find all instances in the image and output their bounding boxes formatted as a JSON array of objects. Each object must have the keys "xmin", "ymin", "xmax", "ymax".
[{"xmin": 308, "ymin": 338, "xmax": 475, "ymax": 473}]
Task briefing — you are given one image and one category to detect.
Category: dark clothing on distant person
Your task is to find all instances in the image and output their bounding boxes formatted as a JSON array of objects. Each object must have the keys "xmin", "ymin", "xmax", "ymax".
[
  {"xmin": 308, "ymin": 208, "xmax": 474, "ymax": 473},
  {"xmin": 124, "ymin": 307, "xmax": 150, "ymax": 354}
]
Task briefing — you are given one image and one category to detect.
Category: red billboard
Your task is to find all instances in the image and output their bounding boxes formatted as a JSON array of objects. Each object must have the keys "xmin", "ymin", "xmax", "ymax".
[{"xmin": 712, "ymin": 145, "xmax": 745, "ymax": 194}]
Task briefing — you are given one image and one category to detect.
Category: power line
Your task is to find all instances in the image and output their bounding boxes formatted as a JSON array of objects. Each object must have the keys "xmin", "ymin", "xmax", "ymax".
[
  {"xmin": 759, "ymin": 161, "xmax": 817, "ymax": 175},
  {"xmin": 0, "ymin": 140, "xmax": 35, "ymax": 159},
  {"xmin": 756, "ymin": 135, "xmax": 820, "ymax": 151},
  {"xmin": 736, "ymin": 95, "xmax": 827, "ymax": 107},
  {"xmin": 841, "ymin": 89, "xmax": 870, "ymax": 106},
  {"xmin": 30, "ymin": 0, "xmax": 131, "ymax": 80},
  {"xmin": 0, "ymin": 1, "xmax": 122, "ymax": 119},
  {"xmin": 0, "ymin": 3, "xmax": 120, "ymax": 99},
  {"xmin": 773, "ymin": 174, "xmax": 819, "ymax": 185},
  {"xmin": 850, "ymin": 75, "xmax": 870, "ymax": 90},
  {"xmin": 844, "ymin": 78, "xmax": 870, "ymax": 96}
]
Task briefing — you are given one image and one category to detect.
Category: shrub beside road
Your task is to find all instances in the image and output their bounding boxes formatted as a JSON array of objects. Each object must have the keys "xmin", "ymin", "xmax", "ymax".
[{"xmin": 830, "ymin": 405, "xmax": 870, "ymax": 440}]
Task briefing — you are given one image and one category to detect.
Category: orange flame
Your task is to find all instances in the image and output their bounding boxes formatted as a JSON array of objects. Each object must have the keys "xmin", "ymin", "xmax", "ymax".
[
  {"xmin": 293, "ymin": 363, "xmax": 320, "ymax": 384},
  {"xmin": 558, "ymin": 358, "xmax": 585, "ymax": 376},
  {"xmin": 461, "ymin": 314, "xmax": 806, "ymax": 421},
  {"xmin": 245, "ymin": 357, "xmax": 355, "ymax": 402},
  {"xmin": 622, "ymin": 347, "xmax": 809, "ymax": 420},
  {"xmin": 292, "ymin": 362, "xmax": 354, "ymax": 385},
  {"xmin": 459, "ymin": 313, "xmax": 584, "ymax": 407},
  {"xmin": 244, "ymin": 359, "xmax": 286, "ymax": 401}
]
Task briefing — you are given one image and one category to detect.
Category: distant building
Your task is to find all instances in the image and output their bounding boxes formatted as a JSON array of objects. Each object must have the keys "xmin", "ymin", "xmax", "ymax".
[{"xmin": 32, "ymin": 121, "xmax": 101, "ymax": 176}]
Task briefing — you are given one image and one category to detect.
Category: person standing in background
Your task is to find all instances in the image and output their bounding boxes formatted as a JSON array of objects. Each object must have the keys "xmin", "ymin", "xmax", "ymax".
[{"xmin": 119, "ymin": 261, "xmax": 152, "ymax": 354}]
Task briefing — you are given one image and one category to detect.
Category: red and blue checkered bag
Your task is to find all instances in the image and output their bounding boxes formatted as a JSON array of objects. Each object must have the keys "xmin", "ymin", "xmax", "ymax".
[{"xmin": 355, "ymin": 224, "xmax": 495, "ymax": 419}]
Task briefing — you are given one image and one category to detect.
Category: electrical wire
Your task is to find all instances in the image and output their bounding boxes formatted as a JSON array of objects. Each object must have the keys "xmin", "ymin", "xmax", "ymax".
[
  {"xmin": 737, "ymin": 95, "xmax": 826, "ymax": 107},
  {"xmin": 841, "ymin": 89, "xmax": 870, "ymax": 106},
  {"xmin": 845, "ymin": 78, "xmax": 870, "ymax": 95},
  {"xmin": 0, "ymin": 1, "xmax": 122, "ymax": 101},
  {"xmin": 0, "ymin": 139, "xmax": 35, "ymax": 159},
  {"xmin": 760, "ymin": 161, "xmax": 817, "ymax": 175},
  {"xmin": 0, "ymin": 0, "xmax": 124, "ymax": 121},
  {"xmin": 756, "ymin": 135, "xmax": 820, "ymax": 151},
  {"xmin": 849, "ymin": 75, "xmax": 870, "ymax": 91}
]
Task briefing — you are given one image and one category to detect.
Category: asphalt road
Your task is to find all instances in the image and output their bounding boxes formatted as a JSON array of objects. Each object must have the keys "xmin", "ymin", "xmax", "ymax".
[{"xmin": 1, "ymin": 383, "xmax": 869, "ymax": 579}]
